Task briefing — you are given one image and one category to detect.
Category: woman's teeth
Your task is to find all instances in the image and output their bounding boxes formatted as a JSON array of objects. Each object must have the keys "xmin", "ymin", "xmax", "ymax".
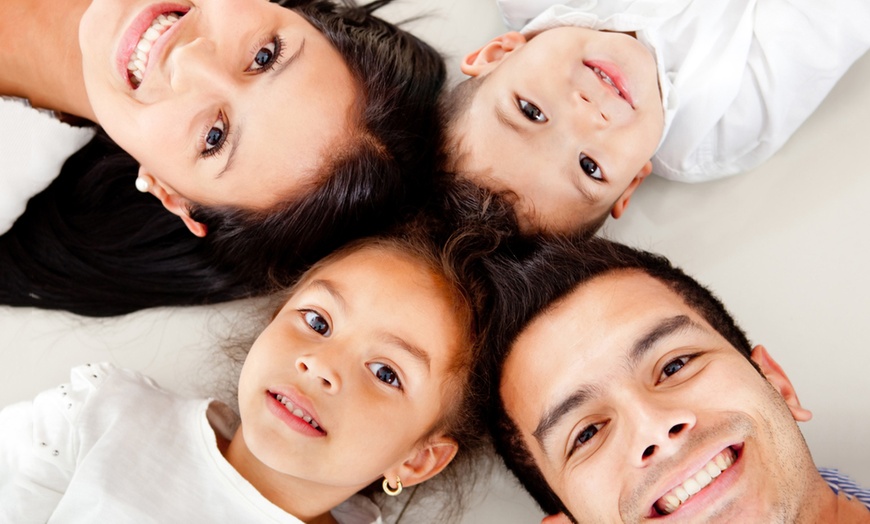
[
  {"xmin": 275, "ymin": 394, "xmax": 321, "ymax": 430},
  {"xmin": 655, "ymin": 448, "xmax": 737, "ymax": 515},
  {"xmin": 127, "ymin": 12, "xmax": 182, "ymax": 87}
]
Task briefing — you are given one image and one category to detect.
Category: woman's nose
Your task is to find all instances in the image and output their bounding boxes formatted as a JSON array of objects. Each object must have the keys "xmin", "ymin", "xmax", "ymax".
[{"xmin": 168, "ymin": 37, "xmax": 227, "ymax": 93}]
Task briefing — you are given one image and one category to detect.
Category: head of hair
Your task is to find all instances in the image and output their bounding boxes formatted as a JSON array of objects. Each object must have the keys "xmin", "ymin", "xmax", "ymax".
[
  {"xmin": 480, "ymin": 235, "xmax": 753, "ymax": 519},
  {"xmin": 437, "ymin": 76, "xmax": 609, "ymax": 238},
  {"xmin": 0, "ymin": 0, "xmax": 446, "ymax": 316}
]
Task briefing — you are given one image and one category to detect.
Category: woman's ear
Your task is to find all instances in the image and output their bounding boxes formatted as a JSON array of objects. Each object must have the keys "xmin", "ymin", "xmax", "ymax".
[
  {"xmin": 136, "ymin": 166, "xmax": 208, "ymax": 237},
  {"xmin": 750, "ymin": 345, "xmax": 813, "ymax": 422},
  {"xmin": 384, "ymin": 436, "xmax": 458, "ymax": 489},
  {"xmin": 461, "ymin": 32, "xmax": 527, "ymax": 77}
]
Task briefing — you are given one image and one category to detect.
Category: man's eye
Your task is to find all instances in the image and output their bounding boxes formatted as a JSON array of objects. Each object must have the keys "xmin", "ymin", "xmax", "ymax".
[
  {"xmin": 518, "ymin": 98, "xmax": 548, "ymax": 122},
  {"xmin": 660, "ymin": 356, "xmax": 691, "ymax": 381},
  {"xmin": 570, "ymin": 423, "xmax": 603, "ymax": 454},
  {"xmin": 579, "ymin": 153, "xmax": 603, "ymax": 180},
  {"xmin": 368, "ymin": 363, "xmax": 401, "ymax": 389},
  {"xmin": 248, "ymin": 36, "xmax": 284, "ymax": 72},
  {"xmin": 302, "ymin": 310, "xmax": 331, "ymax": 336}
]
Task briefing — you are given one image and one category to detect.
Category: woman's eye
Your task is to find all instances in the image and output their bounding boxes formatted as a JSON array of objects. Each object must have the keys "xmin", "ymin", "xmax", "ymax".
[
  {"xmin": 248, "ymin": 37, "xmax": 283, "ymax": 72},
  {"xmin": 660, "ymin": 356, "xmax": 691, "ymax": 381},
  {"xmin": 368, "ymin": 363, "xmax": 401, "ymax": 389},
  {"xmin": 303, "ymin": 310, "xmax": 331, "ymax": 336},
  {"xmin": 202, "ymin": 113, "xmax": 228, "ymax": 157},
  {"xmin": 518, "ymin": 98, "xmax": 548, "ymax": 123},
  {"xmin": 579, "ymin": 153, "xmax": 603, "ymax": 180}
]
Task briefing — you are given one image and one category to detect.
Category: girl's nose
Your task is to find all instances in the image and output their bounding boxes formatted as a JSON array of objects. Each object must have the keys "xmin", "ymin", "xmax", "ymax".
[{"xmin": 295, "ymin": 354, "xmax": 342, "ymax": 394}]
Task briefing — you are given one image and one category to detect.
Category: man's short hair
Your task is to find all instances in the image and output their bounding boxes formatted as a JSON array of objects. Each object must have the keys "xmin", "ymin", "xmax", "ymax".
[{"xmin": 481, "ymin": 235, "xmax": 753, "ymax": 517}]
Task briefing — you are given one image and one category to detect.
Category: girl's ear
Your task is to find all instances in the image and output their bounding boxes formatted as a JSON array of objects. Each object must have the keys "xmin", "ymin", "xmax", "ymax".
[
  {"xmin": 750, "ymin": 345, "xmax": 813, "ymax": 422},
  {"xmin": 137, "ymin": 166, "xmax": 208, "ymax": 237},
  {"xmin": 461, "ymin": 32, "xmax": 527, "ymax": 77},
  {"xmin": 385, "ymin": 436, "xmax": 458, "ymax": 489}
]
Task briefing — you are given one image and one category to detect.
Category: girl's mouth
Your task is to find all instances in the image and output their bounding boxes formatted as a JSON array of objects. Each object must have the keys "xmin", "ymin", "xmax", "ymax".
[
  {"xmin": 272, "ymin": 392, "xmax": 325, "ymax": 434},
  {"xmin": 126, "ymin": 11, "xmax": 186, "ymax": 88}
]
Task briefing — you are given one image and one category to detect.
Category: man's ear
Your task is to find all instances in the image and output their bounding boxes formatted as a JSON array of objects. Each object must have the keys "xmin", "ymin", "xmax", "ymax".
[
  {"xmin": 384, "ymin": 436, "xmax": 458, "ymax": 489},
  {"xmin": 611, "ymin": 161, "xmax": 652, "ymax": 219},
  {"xmin": 136, "ymin": 166, "xmax": 208, "ymax": 237},
  {"xmin": 541, "ymin": 513, "xmax": 573, "ymax": 524},
  {"xmin": 750, "ymin": 345, "xmax": 813, "ymax": 422},
  {"xmin": 461, "ymin": 32, "xmax": 527, "ymax": 77}
]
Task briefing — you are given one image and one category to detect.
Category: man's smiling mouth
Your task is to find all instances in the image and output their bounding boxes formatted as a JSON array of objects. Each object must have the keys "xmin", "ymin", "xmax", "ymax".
[{"xmin": 654, "ymin": 446, "xmax": 738, "ymax": 516}]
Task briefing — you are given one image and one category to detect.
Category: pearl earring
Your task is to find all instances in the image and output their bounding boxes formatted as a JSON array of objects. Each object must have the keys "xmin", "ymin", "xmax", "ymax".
[{"xmin": 135, "ymin": 175, "xmax": 151, "ymax": 193}]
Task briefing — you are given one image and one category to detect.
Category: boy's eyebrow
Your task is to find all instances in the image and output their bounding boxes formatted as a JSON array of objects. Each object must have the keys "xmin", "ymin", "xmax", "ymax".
[
  {"xmin": 531, "ymin": 315, "xmax": 705, "ymax": 453},
  {"xmin": 495, "ymin": 104, "xmax": 525, "ymax": 135}
]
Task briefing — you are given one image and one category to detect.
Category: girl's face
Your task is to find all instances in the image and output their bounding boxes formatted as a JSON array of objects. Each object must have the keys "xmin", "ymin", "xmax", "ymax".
[
  {"xmin": 236, "ymin": 245, "xmax": 464, "ymax": 492},
  {"xmin": 79, "ymin": 0, "xmax": 358, "ymax": 210}
]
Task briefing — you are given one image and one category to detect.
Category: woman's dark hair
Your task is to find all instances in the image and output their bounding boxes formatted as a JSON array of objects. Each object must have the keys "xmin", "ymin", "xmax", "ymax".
[{"xmin": 0, "ymin": 0, "xmax": 446, "ymax": 317}]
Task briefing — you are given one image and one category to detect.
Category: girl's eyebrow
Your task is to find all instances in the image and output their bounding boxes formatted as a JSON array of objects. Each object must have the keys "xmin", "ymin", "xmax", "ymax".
[
  {"xmin": 307, "ymin": 279, "xmax": 347, "ymax": 314},
  {"xmin": 383, "ymin": 333, "xmax": 431, "ymax": 370}
]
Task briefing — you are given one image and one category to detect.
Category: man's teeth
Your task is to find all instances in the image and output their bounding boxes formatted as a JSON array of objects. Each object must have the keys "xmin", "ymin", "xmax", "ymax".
[
  {"xmin": 127, "ymin": 12, "xmax": 182, "ymax": 87},
  {"xmin": 591, "ymin": 66, "xmax": 622, "ymax": 97},
  {"xmin": 275, "ymin": 394, "xmax": 321, "ymax": 430},
  {"xmin": 655, "ymin": 448, "xmax": 736, "ymax": 515}
]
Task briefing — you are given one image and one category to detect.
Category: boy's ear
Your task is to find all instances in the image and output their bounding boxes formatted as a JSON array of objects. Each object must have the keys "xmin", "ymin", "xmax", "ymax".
[
  {"xmin": 750, "ymin": 345, "xmax": 813, "ymax": 422},
  {"xmin": 610, "ymin": 161, "xmax": 652, "ymax": 219},
  {"xmin": 461, "ymin": 32, "xmax": 527, "ymax": 77},
  {"xmin": 542, "ymin": 514, "xmax": 573, "ymax": 524},
  {"xmin": 384, "ymin": 436, "xmax": 458, "ymax": 489},
  {"xmin": 137, "ymin": 166, "xmax": 208, "ymax": 238}
]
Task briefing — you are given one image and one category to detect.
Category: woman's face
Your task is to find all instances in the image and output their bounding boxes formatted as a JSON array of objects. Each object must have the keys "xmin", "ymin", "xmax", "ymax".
[{"xmin": 79, "ymin": 0, "xmax": 358, "ymax": 210}]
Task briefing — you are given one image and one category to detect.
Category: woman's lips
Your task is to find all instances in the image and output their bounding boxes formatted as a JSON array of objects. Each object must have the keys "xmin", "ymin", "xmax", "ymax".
[{"xmin": 116, "ymin": 3, "xmax": 189, "ymax": 89}]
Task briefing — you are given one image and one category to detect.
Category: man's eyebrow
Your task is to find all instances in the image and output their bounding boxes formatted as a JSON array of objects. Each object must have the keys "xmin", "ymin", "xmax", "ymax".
[
  {"xmin": 629, "ymin": 315, "xmax": 700, "ymax": 366},
  {"xmin": 533, "ymin": 386, "xmax": 597, "ymax": 446},
  {"xmin": 216, "ymin": 39, "xmax": 306, "ymax": 178}
]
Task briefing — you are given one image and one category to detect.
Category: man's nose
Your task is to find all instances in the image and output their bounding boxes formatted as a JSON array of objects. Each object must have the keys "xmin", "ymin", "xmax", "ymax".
[{"xmin": 624, "ymin": 394, "xmax": 696, "ymax": 467}]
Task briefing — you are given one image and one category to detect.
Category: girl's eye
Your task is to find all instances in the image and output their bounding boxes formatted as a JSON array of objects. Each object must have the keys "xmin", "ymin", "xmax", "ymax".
[
  {"xmin": 368, "ymin": 363, "xmax": 401, "ymax": 389},
  {"xmin": 659, "ymin": 356, "xmax": 691, "ymax": 381},
  {"xmin": 303, "ymin": 310, "xmax": 331, "ymax": 336},
  {"xmin": 570, "ymin": 423, "xmax": 603, "ymax": 454},
  {"xmin": 518, "ymin": 98, "xmax": 548, "ymax": 123},
  {"xmin": 248, "ymin": 37, "xmax": 284, "ymax": 73},
  {"xmin": 579, "ymin": 153, "xmax": 603, "ymax": 180},
  {"xmin": 201, "ymin": 113, "xmax": 228, "ymax": 158}
]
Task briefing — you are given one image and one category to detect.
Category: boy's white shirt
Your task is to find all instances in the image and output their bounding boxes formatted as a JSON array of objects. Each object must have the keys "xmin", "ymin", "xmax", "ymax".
[
  {"xmin": 0, "ymin": 363, "xmax": 383, "ymax": 524},
  {"xmin": 0, "ymin": 97, "xmax": 96, "ymax": 234},
  {"xmin": 497, "ymin": 0, "xmax": 870, "ymax": 182}
]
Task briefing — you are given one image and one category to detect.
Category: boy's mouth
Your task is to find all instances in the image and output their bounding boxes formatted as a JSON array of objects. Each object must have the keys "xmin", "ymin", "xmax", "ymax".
[
  {"xmin": 653, "ymin": 446, "xmax": 739, "ymax": 516},
  {"xmin": 585, "ymin": 61, "xmax": 634, "ymax": 108}
]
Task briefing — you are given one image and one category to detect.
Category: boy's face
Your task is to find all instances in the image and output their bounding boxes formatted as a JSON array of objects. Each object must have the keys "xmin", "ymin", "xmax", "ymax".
[
  {"xmin": 500, "ymin": 271, "xmax": 818, "ymax": 523},
  {"xmin": 235, "ymin": 246, "xmax": 461, "ymax": 493},
  {"xmin": 454, "ymin": 27, "xmax": 664, "ymax": 232}
]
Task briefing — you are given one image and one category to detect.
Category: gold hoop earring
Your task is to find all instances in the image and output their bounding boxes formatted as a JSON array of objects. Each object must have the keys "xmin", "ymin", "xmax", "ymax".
[{"xmin": 382, "ymin": 476, "xmax": 403, "ymax": 496}]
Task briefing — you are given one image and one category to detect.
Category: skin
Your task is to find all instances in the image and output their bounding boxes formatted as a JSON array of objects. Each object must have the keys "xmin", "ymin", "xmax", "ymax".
[
  {"xmin": 454, "ymin": 28, "xmax": 664, "ymax": 232},
  {"xmin": 500, "ymin": 270, "xmax": 848, "ymax": 523},
  {"xmin": 226, "ymin": 246, "xmax": 461, "ymax": 522},
  {"xmin": 78, "ymin": 0, "xmax": 359, "ymax": 235}
]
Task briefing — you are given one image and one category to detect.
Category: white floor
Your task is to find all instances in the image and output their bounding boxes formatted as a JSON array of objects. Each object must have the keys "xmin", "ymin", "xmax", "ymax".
[{"xmin": 1, "ymin": 1, "xmax": 868, "ymax": 522}]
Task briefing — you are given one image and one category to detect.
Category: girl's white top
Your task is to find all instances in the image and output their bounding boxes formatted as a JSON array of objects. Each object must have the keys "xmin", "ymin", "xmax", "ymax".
[
  {"xmin": 0, "ymin": 363, "xmax": 383, "ymax": 524},
  {"xmin": 0, "ymin": 97, "xmax": 96, "ymax": 233},
  {"xmin": 497, "ymin": 0, "xmax": 870, "ymax": 182}
]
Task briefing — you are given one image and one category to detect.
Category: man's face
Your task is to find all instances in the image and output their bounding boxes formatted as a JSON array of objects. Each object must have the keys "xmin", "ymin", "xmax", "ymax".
[{"xmin": 500, "ymin": 271, "xmax": 817, "ymax": 522}]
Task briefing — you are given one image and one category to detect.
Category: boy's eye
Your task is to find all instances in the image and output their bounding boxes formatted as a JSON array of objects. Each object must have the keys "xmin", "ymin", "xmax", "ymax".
[
  {"xmin": 247, "ymin": 36, "xmax": 284, "ymax": 72},
  {"xmin": 659, "ymin": 356, "xmax": 691, "ymax": 381},
  {"xmin": 579, "ymin": 153, "xmax": 603, "ymax": 180},
  {"xmin": 201, "ymin": 112, "xmax": 228, "ymax": 157},
  {"xmin": 368, "ymin": 363, "xmax": 401, "ymax": 389},
  {"xmin": 518, "ymin": 98, "xmax": 548, "ymax": 123},
  {"xmin": 303, "ymin": 310, "xmax": 331, "ymax": 336}
]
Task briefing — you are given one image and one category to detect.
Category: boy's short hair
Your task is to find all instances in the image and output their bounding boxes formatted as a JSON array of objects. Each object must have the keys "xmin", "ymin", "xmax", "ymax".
[{"xmin": 481, "ymin": 236, "xmax": 753, "ymax": 517}]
